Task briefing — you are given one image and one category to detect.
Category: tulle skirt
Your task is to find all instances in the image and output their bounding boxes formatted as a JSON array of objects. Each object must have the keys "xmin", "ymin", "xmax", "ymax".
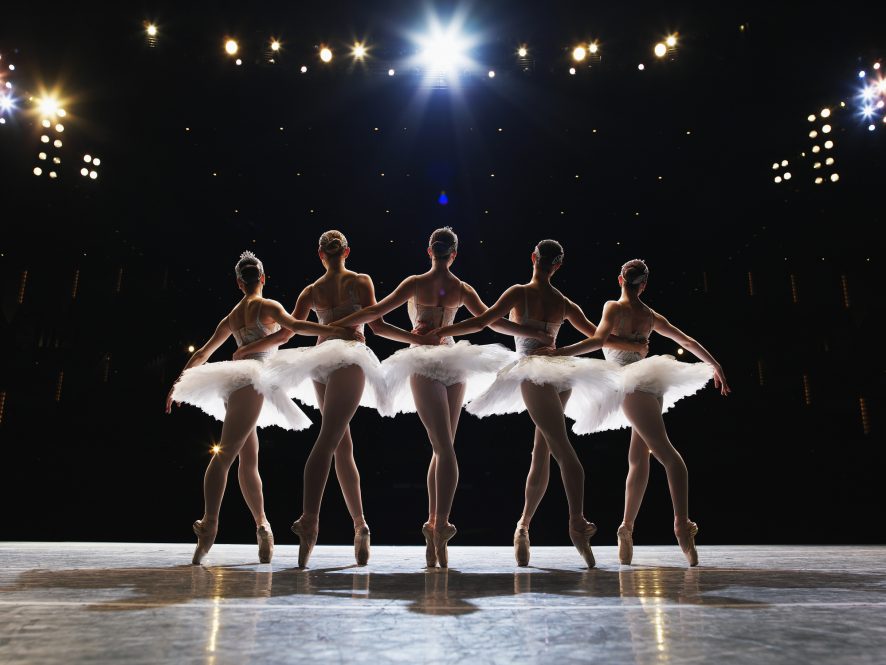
[
  {"xmin": 264, "ymin": 340, "xmax": 389, "ymax": 413},
  {"xmin": 590, "ymin": 355, "xmax": 714, "ymax": 432},
  {"xmin": 380, "ymin": 341, "xmax": 517, "ymax": 416},
  {"xmin": 171, "ymin": 359, "xmax": 313, "ymax": 431},
  {"xmin": 466, "ymin": 355, "xmax": 623, "ymax": 434}
]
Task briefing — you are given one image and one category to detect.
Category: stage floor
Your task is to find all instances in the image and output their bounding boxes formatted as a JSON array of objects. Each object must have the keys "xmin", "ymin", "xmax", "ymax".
[{"xmin": 1, "ymin": 543, "xmax": 884, "ymax": 664}]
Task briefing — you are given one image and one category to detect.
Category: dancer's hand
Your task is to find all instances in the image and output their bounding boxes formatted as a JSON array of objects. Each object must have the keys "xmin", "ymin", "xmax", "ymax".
[
  {"xmin": 534, "ymin": 330, "xmax": 555, "ymax": 347},
  {"xmin": 529, "ymin": 346, "xmax": 555, "ymax": 356},
  {"xmin": 712, "ymin": 365, "xmax": 731, "ymax": 396},
  {"xmin": 164, "ymin": 387, "xmax": 178, "ymax": 414},
  {"xmin": 634, "ymin": 340, "xmax": 650, "ymax": 357},
  {"xmin": 415, "ymin": 332, "xmax": 441, "ymax": 346},
  {"xmin": 329, "ymin": 326, "xmax": 364, "ymax": 343},
  {"xmin": 232, "ymin": 346, "xmax": 248, "ymax": 360}
]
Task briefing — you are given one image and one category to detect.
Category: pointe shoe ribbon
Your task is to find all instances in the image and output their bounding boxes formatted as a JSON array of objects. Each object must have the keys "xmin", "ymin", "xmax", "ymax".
[
  {"xmin": 568, "ymin": 520, "xmax": 597, "ymax": 569},
  {"xmin": 617, "ymin": 524, "xmax": 634, "ymax": 565},
  {"xmin": 514, "ymin": 523, "xmax": 531, "ymax": 567},
  {"xmin": 675, "ymin": 520, "xmax": 699, "ymax": 567},
  {"xmin": 291, "ymin": 518, "xmax": 318, "ymax": 569},
  {"xmin": 354, "ymin": 523, "xmax": 371, "ymax": 566}
]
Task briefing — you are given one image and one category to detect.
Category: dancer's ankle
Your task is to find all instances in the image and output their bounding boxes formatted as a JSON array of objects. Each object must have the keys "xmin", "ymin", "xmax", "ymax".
[
  {"xmin": 200, "ymin": 516, "xmax": 219, "ymax": 526},
  {"xmin": 569, "ymin": 515, "xmax": 588, "ymax": 530},
  {"xmin": 620, "ymin": 520, "xmax": 634, "ymax": 532},
  {"xmin": 517, "ymin": 517, "xmax": 530, "ymax": 529},
  {"xmin": 674, "ymin": 516, "xmax": 691, "ymax": 530}
]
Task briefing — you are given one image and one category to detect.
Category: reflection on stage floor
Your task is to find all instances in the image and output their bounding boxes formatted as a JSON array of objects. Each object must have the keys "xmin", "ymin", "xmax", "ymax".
[{"xmin": 1, "ymin": 543, "xmax": 884, "ymax": 664}]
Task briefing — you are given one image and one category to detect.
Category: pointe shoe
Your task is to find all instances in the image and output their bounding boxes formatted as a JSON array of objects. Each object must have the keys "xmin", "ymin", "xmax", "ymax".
[
  {"xmin": 617, "ymin": 524, "xmax": 634, "ymax": 565},
  {"xmin": 675, "ymin": 520, "xmax": 699, "ymax": 567},
  {"xmin": 291, "ymin": 518, "xmax": 318, "ymax": 568},
  {"xmin": 434, "ymin": 523, "xmax": 457, "ymax": 569},
  {"xmin": 257, "ymin": 524, "xmax": 274, "ymax": 564},
  {"xmin": 422, "ymin": 522, "xmax": 437, "ymax": 568},
  {"xmin": 514, "ymin": 523, "xmax": 531, "ymax": 567},
  {"xmin": 354, "ymin": 523, "xmax": 371, "ymax": 566},
  {"xmin": 192, "ymin": 519, "xmax": 217, "ymax": 565},
  {"xmin": 569, "ymin": 520, "xmax": 598, "ymax": 568}
]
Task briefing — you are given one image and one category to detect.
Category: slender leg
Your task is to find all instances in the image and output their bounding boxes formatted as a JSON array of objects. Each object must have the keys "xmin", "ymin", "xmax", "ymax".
[{"xmin": 237, "ymin": 429, "xmax": 268, "ymax": 528}]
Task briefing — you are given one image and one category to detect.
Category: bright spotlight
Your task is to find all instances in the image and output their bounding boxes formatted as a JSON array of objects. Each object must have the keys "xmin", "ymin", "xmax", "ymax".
[
  {"xmin": 572, "ymin": 46, "xmax": 586, "ymax": 61},
  {"xmin": 388, "ymin": 68, "xmax": 395, "ymax": 76},
  {"xmin": 858, "ymin": 70, "xmax": 866, "ymax": 78},
  {"xmin": 225, "ymin": 39, "xmax": 239, "ymax": 56},
  {"xmin": 33, "ymin": 167, "xmax": 42, "ymax": 176},
  {"xmin": 825, "ymin": 157, "xmax": 834, "ymax": 165},
  {"xmin": 783, "ymin": 172, "xmax": 792, "ymax": 180},
  {"xmin": 807, "ymin": 114, "xmax": 816, "ymax": 122},
  {"xmin": 588, "ymin": 42, "xmax": 599, "ymax": 54},
  {"xmin": 36, "ymin": 96, "xmax": 59, "ymax": 117},
  {"xmin": 270, "ymin": 39, "xmax": 281, "ymax": 52},
  {"xmin": 80, "ymin": 167, "xmax": 88, "ymax": 176},
  {"xmin": 824, "ymin": 140, "xmax": 833, "ymax": 149},
  {"xmin": 419, "ymin": 29, "xmax": 470, "ymax": 73},
  {"xmin": 869, "ymin": 124, "xmax": 876, "ymax": 131},
  {"xmin": 569, "ymin": 67, "xmax": 576, "ymax": 75},
  {"xmin": 93, "ymin": 158, "xmax": 101, "ymax": 166},
  {"xmin": 187, "ymin": 345, "xmax": 196, "ymax": 353},
  {"xmin": 774, "ymin": 176, "xmax": 782, "ymax": 183},
  {"xmin": 89, "ymin": 170, "xmax": 98, "ymax": 179},
  {"xmin": 638, "ymin": 63, "xmax": 645, "ymax": 71},
  {"xmin": 821, "ymin": 124, "xmax": 831, "ymax": 133},
  {"xmin": 517, "ymin": 46, "xmax": 528, "ymax": 57},
  {"xmin": 654, "ymin": 43, "xmax": 667, "ymax": 58},
  {"xmin": 300, "ymin": 65, "xmax": 308, "ymax": 73},
  {"xmin": 211, "ymin": 444, "xmax": 221, "ymax": 455},
  {"xmin": 83, "ymin": 154, "xmax": 92, "ymax": 162},
  {"xmin": 488, "ymin": 70, "xmax": 495, "ymax": 78},
  {"xmin": 820, "ymin": 108, "xmax": 831, "ymax": 118},
  {"xmin": 53, "ymin": 139, "xmax": 62, "ymax": 148},
  {"xmin": 830, "ymin": 173, "xmax": 839, "ymax": 182},
  {"xmin": 40, "ymin": 135, "xmax": 49, "ymax": 143},
  {"xmin": 38, "ymin": 152, "xmax": 46, "ymax": 160},
  {"xmin": 57, "ymin": 109, "xmax": 66, "ymax": 117},
  {"xmin": 55, "ymin": 123, "xmax": 64, "ymax": 132},
  {"xmin": 352, "ymin": 43, "xmax": 366, "ymax": 59},
  {"xmin": 320, "ymin": 47, "xmax": 333, "ymax": 63},
  {"xmin": 862, "ymin": 105, "xmax": 874, "ymax": 117},
  {"xmin": 0, "ymin": 95, "xmax": 13, "ymax": 113},
  {"xmin": 781, "ymin": 159, "xmax": 789, "ymax": 167},
  {"xmin": 146, "ymin": 24, "xmax": 158, "ymax": 37},
  {"xmin": 666, "ymin": 35, "xmax": 677, "ymax": 47}
]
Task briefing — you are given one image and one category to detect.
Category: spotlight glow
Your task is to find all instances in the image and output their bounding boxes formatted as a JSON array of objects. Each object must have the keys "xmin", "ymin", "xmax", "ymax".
[
  {"xmin": 33, "ymin": 167, "xmax": 42, "ymax": 176},
  {"xmin": 783, "ymin": 172, "xmax": 792, "ymax": 180},
  {"xmin": 388, "ymin": 68, "xmax": 395, "ymax": 76},
  {"xmin": 55, "ymin": 123, "xmax": 64, "ymax": 132},
  {"xmin": 300, "ymin": 65, "xmax": 308, "ymax": 73},
  {"xmin": 807, "ymin": 114, "xmax": 816, "ymax": 122},
  {"xmin": 820, "ymin": 108, "xmax": 831, "ymax": 118},
  {"xmin": 588, "ymin": 42, "xmax": 599, "ymax": 54},
  {"xmin": 83, "ymin": 154, "xmax": 92, "ymax": 162},
  {"xmin": 80, "ymin": 167, "xmax": 88, "ymax": 176},
  {"xmin": 825, "ymin": 157, "xmax": 834, "ymax": 165},
  {"xmin": 270, "ymin": 39, "xmax": 281, "ymax": 52},
  {"xmin": 824, "ymin": 140, "xmax": 833, "ymax": 149},
  {"xmin": 809, "ymin": 130, "xmax": 818, "ymax": 138},
  {"xmin": 488, "ymin": 70, "xmax": 495, "ymax": 78},
  {"xmin": 188, "ymin": 345, "xmax": 196, "ymax": 353},
  {"xmin": 771, "ymin": 162, "xmax": 779, "ymax": 169},
  {"xmin": 781, "ymin": 160, "xmax": 789, "ymax": 167},
  {"xmin": 416, "ymin": 20, "xmax": 474, "ymax": 75},
  {"xmin": 876, "ymin": 62, "xmax": 882, "ymax": 70},
  {"xmin": 38, "ymin": 152, "xmax": 46, "ymax": 160},
  {"xmin": 146, "ymin": 24, "xmax": 158, "ymax": 37},
  {"xmin": 858, "ymin": 70, "xmax": 866, "ymax": 78},
  {"xmin": 572, "ymin": 46, "xmax": 587, "ymax": 61},
  {"xmin": 638, "ymin": 63, "xmax": 645, "ymax": 70},
  {"xmin": 93, "ymin": 158, "xmax": 101, "ymax": 166},
  {"xmin": 774, "ymin": 176, "xmax": 782, "ymax": 183},
  {"xmin": 666, "ymin": 35, "xmax": 677, "ymax": 47},
  {"xmin": 49, "ymin": 171, "xmax": 57, "ymax": 179},
  {"xmin": 821, "ymin": 124, "xmax": 831, "ymax": 133},
  {"xmin": 517, "ymin": 46, "xmax": 528, "ymax": 57},
  {"xmin": 830, "ymin": 173, "xmax": 839, "ymax": 182},
  {"xmin": 320, "ymin": 47, "xmax": 333, "ymax": 63},
  {"xmin": 41, "ymin": 119, "xmax": 51, "ymax": 128},
  {"xmin": 352, "ymin": 43, "xmax": 366, "ymax": 59},
  {"xmin": 225, "ymin": 39, "xmax": 239, "ymax": 56},
  {"xmin": 815, "ymin": 176, "xmax": 824, "ymax": 184},
  {"xmin": 869, "ymin": 124, "xmax": 876, "ymax": 131},
  {"xmin": 89, "ymin": 170, "xmax": 98, "ymax": 179},
  {"xmin": 569, "ymin": 67, "xmax": 576, "ymax": 75},
  {"xmin": 40, "ymin": 135, "xmax": 49, "ymax": 143},
  {"xmin": 654, "ymin": 42, "xmax": 667, "ymax": 58},
  {"xmin": 36, "ymin": 96, "xmax": 59, "ymax": 117},
  {"xmin": 211, "ymin": 444, "xmax": 221, "ymax": 455},
  {"xmin": 53, "ymin": 139, "xmax": 62, "ymax": 148},
  {"xmin": 812, "ymin": 145, "xmax": 820, "ymax": 153}
]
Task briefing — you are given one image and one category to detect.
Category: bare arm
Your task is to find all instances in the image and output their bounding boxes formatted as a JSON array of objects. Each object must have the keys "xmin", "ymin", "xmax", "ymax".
[
  {"xmin": 564, "ymin": 299, "xmax": 648, "ymax": 355},
  {"xmin": 232, "ymin": 287, "xmax": 313, "ymax": 359},
  {"xmin": 331, "ymin": 276, "xmax": 416, "ymax": 328},
  {"xmin": 360, "ymin": 275, "xmax": 437, "ymax": 345},
  {"xmin": 652, "ymin": 311, "xmax": 730, "ymax": 395},
  {"xmin": 460, "ymin": 283, "xmax": 553, "ymax": 344},
  {"xmin": 433, "ymin": 285, "xmax": 524, "ymax": 338},
  {"xmin": 166, "ymin": 317, "xmax": 232, "ymax": 412},
  {"xmin": 545, "ymin": 301, "xmax": 620, "ymax": 357}
]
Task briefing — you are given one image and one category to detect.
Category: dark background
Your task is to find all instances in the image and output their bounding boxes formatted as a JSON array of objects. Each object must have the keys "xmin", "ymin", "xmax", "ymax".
[{"xmin": 1, "ymin": 2, "xmax": 883, "ymax": 547}]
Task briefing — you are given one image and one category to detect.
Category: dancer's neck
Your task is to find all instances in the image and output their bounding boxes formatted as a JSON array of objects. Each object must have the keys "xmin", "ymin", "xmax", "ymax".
[
  {"xmin": 323, "ymin": 261, "xmax": 346, "ymax": 276},
  {"xmin": 429, "ymin": 259, "xmax": 451, "ymax": 275},
  {"xmin": 531, "ymin": 268, "xmax": 553, "ymax": 285},
  {"xmin": 620, "ymin": 288, "xmax": 642, "ymax": 303}
]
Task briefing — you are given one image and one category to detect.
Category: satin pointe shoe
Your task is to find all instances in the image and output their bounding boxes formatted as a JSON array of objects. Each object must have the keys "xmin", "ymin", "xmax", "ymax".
[
  {"xmin": 291, "ymin": 518, "xmax": 319, "ymax": 568},
  {"xmin": 257, "ymin": 523, "xmax": 274, "ymax": 564},
  {"xmin": 354, "ymin": 522, "xmax": 371, "ymax": 566},
  {"xmin": 192, "ymin": 519, "xmax": 217, "ymax": 565},
  {"xmin": 422, "ymin": 522, "xmax": 437, "ymax": 568},
  {"xmin": 434, "ymin": 523, "xmax": 457, "ymax": 569},
  {"xmin": 617, "ymin": 524, "xmax": 634, "ymax": 565},
  {"xmin": 568, "ymin": 520, "xmax": 598, "ymax": 568},
  {"xmin": 514, "ymin": 522, "xmax": 531, "ymax": 567},
  {"xmin": 675, "ymin": 520, "xmax": 699, "ymax": 567}
]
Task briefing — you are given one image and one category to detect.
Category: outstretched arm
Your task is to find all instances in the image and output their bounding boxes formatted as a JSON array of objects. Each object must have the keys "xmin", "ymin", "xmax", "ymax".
[
  {"xmin": 267, "ymin": 299, "xmax": 362, "ymax": 340},
  {"xmin": 361, "ymin": 275, "xmax": 438, "ymax": 345},
  {"xmin": 433, "ymin": 285, "xmax": 524, "ymax": 338},
  {"xmin": 564, "ymin": 299, "xmax": 648, "ymax": 355},
  {"xmin": 232, "ymin": 287, "xmax": 312, "ymax": 359},
  {"xmin": 166, "ymin": 317, "xmax": 232, "ymax": 412},
  {"xmin": 652, "ymin": 311, "xmax": 730, "ymax": 395},
  {"xmin": 544, "ymin": 301, "xmax": 620, "ymax": 357},
  {"xmin": 461, "ymin": 283, "xmax": 553, "ymax": 344},
  {"xmin": 331, "ymin": 276, "xmax": 416, "ymax": 328}
]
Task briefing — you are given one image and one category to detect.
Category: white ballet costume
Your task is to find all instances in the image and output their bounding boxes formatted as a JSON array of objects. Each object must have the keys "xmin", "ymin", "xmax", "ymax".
[
  {"xmin": 379, "ymin": 283, "xmax": 515, "ymax": 416},
  {"xmin": 263, "ymin": 285, "xmax": 389, "ymax": 413},
  {"xmin": 466, "ymin": 292, "xmax": 621, "ymax": 433},
  {"xmin": 171, "ymin": 311, "xmax": 313, "ymax": 431},
  {"xmin": 591, "ymin": 306, "xmax": 714, "ymax": 433}
]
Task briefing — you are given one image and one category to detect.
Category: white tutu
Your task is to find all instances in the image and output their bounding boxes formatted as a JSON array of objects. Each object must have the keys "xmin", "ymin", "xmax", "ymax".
[
  {"xmin": 171, "ymin": 359, "xmax": 313, "ymax": 431},
  {"xmin": 380, "ymin": 341, "xmax": 517, "ymax": 416},
  {"xmin": 264, "ymin": 340, "xmax": 390, "ymax": 413},
  {"xmin": 466, "ymin": 355, "xmax": 623, "ymax": 433},
  {"xmin": 591, "ymin": 355, "xmax": 714, "ymax": 432}
]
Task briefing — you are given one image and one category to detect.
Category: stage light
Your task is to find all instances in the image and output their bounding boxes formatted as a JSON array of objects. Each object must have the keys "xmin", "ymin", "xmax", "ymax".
[
  {"xmin": 812, "ymin": 145, "xmax": 821, "ymax": 153},
  {"xmin": 388, "ymin": 68, "xmax": 395, "ymax": 76},
  {"xmin": 52, "ymin": 157, "xmax": 60, "ymax": 164},
  {"xmin": 879, "ymin": 100, "xmax": 886, "ymax": 109},
  {"xmin": 807, "ymin": 114, "xmax": 816, "ymax": 122},
  {"xmin": 869, "ymin": 124, "xmax": 876, "ymax": 131},
  {"xmin": 825, "ymin": 157, "xmax": 834, "ymax": 165},
  {"xmin": 33, "ymin": 167, "xmax": 42, "ymax": 176},
  {"xmin": 821, "ymin": 124, "xmax": 831, "ymax": 133},
  {"xmin": 676, "ymin": 347, "xmax": 684, "ymax": 355},
  {"xmin": 49, "ymin": 171, "xmax": 57, "ymax": 179},
  {"xmin": 488, "ymin": 70, "xmax": 495, "ymax": 78},
  {"xmin": 820, "ymin": 108, "xmax": 831, "ymax": 118},
  {"xmin": 858, "ymin": 70, "xmax": 865, "ymax": 78},
  {"xmin": 36, "ymin": 95, "xmax": 59, "ymax": 117},
  {"xmin": 830, "ymin": 173, "xmax": 839, "ymax": 182},
  {"xmin": 861, "ymin": 86, "xmax": 876, "ymax": 102},
  {"xmin": 41, "ymin": 119, "xmax": 50, "ymax": 128},
  {"xmin": 225, "ymin": 39, "xmax": 239, "ymax": 56},
  {"xmin": 53, "ymin": 139, "xmax": 62, "ymax": 148},
  {"xmin": 774, "ymin": 176, "xmax": 782, "ymax": 183},
  {"xmin": 300, "ymin": 65, "xmax": 308, "ymax": 73},
  {"xmin": 815, "ymin": 176, "xmax": 823, "ymax": 184},
  {"xmin": 809, "ymin": 130, "xmax": 818, "ymax": 138},
  {"xmin": 80, "ymin": 167, "xmax": 88, "ymax": 176},
  {"xmin": 813, "ymin": 162, "xmax": 821, "ymax": 169},
  {"xmin": 235, "ymin": 59, "xmax": 242, "ymax": 66},
  {"xmin": 666, "ymin": 35, "xmax": 677, "ymax": 47},
  {"xmin": 654, "ymin": 43, "xmax": 667, "ymax": 58},
  {"xmin": 320, "ymin": 47, "xmax": 333, "ymax": 63},
  {"xmin": 588, "ymin": 42, "xmax": 599, "ymax": 55},
  {"xmin": 0, "ymin": 118, "xmax": 4, "ymax": 124},
  {"xmin": 862, "ymin": 104, "xmax": 874, "ymax": 117},
  {"xmin": 517, "ymin": 46, "xmax": 528, "ymax": 57},
  {"xmin": 188, "ymin": 345, "xmax": 196, "ymax": 353},
  {"xmin": 40, "ymin": 135, "xmax": 49, "ymax": 143},
  {"xmin": 771, "ymin": 162, "xmax": 779, "ymax": 169},
  {"xmin": 569, "ymin": 67, "xmax": 576, "ymax": 75},
  {"xmin": 824, "ymin": 140, "xmax": 833, "ymax": 149},
  {"xmin": 211, "ymin": 444, "xmax": 221, "ymax": 455},
  {"xmin": 57, "ymin": 109, "xmax": 66, "ymax": 117},
  {"xmin": 417, "ymin": 21, "xmax": 473, "ymax": 75},
  {"xmin": 876, "ymin": 62, "xmax": 882, "ymax": 70},
  {"xmin": 93, "ymin": 158, "xmax": 101, "ymax": 166},
  {"xmin": 55, "ymin": 123, "xmax": 64, "ymax": 132},
  {"xmin": 572, "ymin": 46, "xmax": 586, "ymax": 62},
  {"xmin": 8, "ymin": 65, "xmax": 14, "ymax": 71},
  {"xmin": 270, "ymin": 40, "xmax": 281, "ymax": 52},
  {"xmin": 352, "ymin": 43, "xmax": 366, "ymax": 59},
  {"xmin": 38, "ymin": 152, "xmax": 46, "ymax": 160},
  {"xmin": 638, "ymin": 63, "xmax": 645, "ymax": 70},
  {"xmin": 781, "ymin": 160, "xmax": 788, "ymax": 167},
  {"xmin": 83, "ymin": 154, "xmax": 92, "ymax": 162},
  {"xmin": 783, "ymin": 172, "xmax": 792, "ymax": 180},
  {"xmin": 146, "ymin": 24, "xmax": 158, "ymax": 37},
  {"xmin": 89, "ymin": 170, "xmax": 98, "ymax": 179}
]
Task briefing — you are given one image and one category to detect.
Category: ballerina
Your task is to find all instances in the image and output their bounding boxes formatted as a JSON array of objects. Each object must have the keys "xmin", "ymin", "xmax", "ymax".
[
  {"xmin": 232, "ymin": 230, "xmax": 429, "ymax": 568},
  {"xmin": 433, "ymin": 239, "xmax": 646, "ymax": 568},
  {"xmin": 166, "ymin": 251, "xmax": 361, "ymax": 565},
  {"xmin": 536, "ymin": 258, "xmax": 730, "ymax": 566},
  {"xmin": 329, "ymin": 227, "xmax": 552, "ymax": 568}
]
